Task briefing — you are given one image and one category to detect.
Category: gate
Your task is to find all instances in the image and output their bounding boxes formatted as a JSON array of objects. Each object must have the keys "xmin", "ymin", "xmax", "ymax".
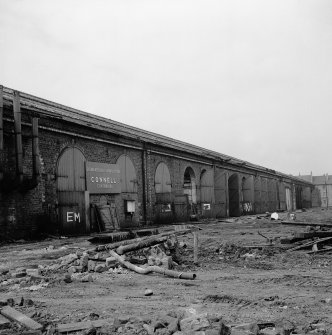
[{"xmin": 56, "ymin": 147, "xmax": 88, "ymax": 235}]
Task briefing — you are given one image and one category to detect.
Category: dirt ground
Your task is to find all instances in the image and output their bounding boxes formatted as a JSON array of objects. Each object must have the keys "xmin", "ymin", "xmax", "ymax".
[{"xmin": 1, "ymin": 208, "xmax": 332, "ymax": 334}]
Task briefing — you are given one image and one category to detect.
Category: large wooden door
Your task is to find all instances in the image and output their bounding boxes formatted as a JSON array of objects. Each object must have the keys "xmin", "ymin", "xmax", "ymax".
[
  {"xmin": 56, "ymin": 147, "xmax": 88, "ymax": 235},
  {"xmin": 228, "ymin": 173, "xmax": 240, "ymax": 217}
]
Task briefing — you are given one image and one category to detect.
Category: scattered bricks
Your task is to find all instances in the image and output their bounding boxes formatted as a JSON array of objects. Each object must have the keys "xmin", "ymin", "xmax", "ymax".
[
  {"xmin": 63, "ymin": 273, "xmax": 72, "ymax": 283},
  {"xmin": 88, "ymin": 260, "xmax": 96, "ymax": 272},
  {"xmin": 80, "ymin": 253, "xmax": 89, "ymax": 270},
  {"xmin": 67, "ymin": 266, "xmax": 76, "ymax": 275},
  {"xmin": 7, "ymin": 298, "xmax": 15, "ymax": 307},
  {"xmin": 94, "ymin": 264, "xmax": 106, "ymax": 273},
  {"xmin": 161, "ymin": 256, "xmax": 173, "ymax": 269},
  {"xmin": 231, "ymin": 322, "xmax": 259, "ymax": 335},
  {"xmin": 105, "ymin": 257, "xmax": 117, "ymax": 268},
  {"xmin": 144, "ymin": 289, "xmax": 153, "ymax": 296},
  {"xmin": 0, "ymin": 299, "xmax": 7, "ymax": 306},
  {"xmin": 59, "ymin": 253, "xmax": 78, "ymax": 266},
  {"xmin": 179, "ymin": 313, "xmax": 210, "ymax": 333},
  {"xmin": 76, "ymin": 250, "xmax": 84, "ymax": 258},
  {"xmin": 26, "ymin": 269, "xmax": 40, "ymax": 277},
  {"xmin": 11, "ymin": 270, "xmax": 27, "ymax": 278},
  {"xmin": 75, "ymin": 266, "xmax": 83, "ymax": 273},
  {"xmin": 0, "ymin": 268, "xmax": 9, "ymax": 275},
  {"xmin": 81, "ymin": 274, "xmax": 93, "ymax": 282}
]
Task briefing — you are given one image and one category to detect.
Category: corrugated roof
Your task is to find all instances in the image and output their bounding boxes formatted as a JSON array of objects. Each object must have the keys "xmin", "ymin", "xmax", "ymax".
[{"xmin": 1, "ymin": 85, "xmax": 312, "ymax": 185}]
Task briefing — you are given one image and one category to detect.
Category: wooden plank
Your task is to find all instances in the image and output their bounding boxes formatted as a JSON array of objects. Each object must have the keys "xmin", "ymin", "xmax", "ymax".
[
  {"xmin": 287, "ymin": 236, "xmax": 332, "ymax": 252},
  {"xmin": 0, "ymin": 314, "xmax": 11, "ymax": 329},
  {"xmin": 57, "ymin": 317, "xmax": 114, "ymax": 333},
  {"xmin": 281, "ymin": 220, "xmax": 332, "ymax": 228},
  {"xmin": 0, "ymin": 306, "xmax": 42, "ymax": 330},
  {"xmin": 307, "ymin": 246, "xmax": 332, "ymax": 254}
]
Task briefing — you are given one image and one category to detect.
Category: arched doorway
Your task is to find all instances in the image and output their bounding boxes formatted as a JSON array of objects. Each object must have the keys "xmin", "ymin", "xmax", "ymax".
[
  {"xmin": 56, "ymin": 147, "xmax": 87, "ymax": 235},
  {"xmin": 228, "ymin": 173, "xmax": 240, "ymax": 217},
  {"xmin": 154, "ymin": 162, "xmax": 172, "ymax": 223},
  {"xmin": 200, "ymin": 169, "xmax": 214, "ymax": 217},
  {"xmin": 241, "ymin": 176, "xmax": 254, "ymax": 214}
]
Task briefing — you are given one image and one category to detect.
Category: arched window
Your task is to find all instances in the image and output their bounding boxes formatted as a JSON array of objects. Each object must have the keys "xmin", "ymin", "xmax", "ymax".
[{"xmin": 116, "ymin": 155, "xmax": 137, "ymax": 193}]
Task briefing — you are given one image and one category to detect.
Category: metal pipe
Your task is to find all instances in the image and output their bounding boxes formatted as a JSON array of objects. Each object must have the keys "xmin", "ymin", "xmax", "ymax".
[
  {"xmin": 0, "ymin": 85, "xmax": 3, "ymax": 183},
  {"xmin": 109, "ymin": 250, "xmax": 196, "ymax": 280},
  {"xmin": 32, "ymin": 117, "xmax": 40, "ymax": 178},
  {"xmin": 13, "ymin": 91, "xmax": 23, "ymax": 184},
  {"xmin": 0, "ymin": 85, "xmax": 3, "ymax": 151}
]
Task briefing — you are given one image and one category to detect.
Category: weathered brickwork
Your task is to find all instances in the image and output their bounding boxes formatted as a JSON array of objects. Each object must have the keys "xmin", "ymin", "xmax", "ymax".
[{"xmin": 0, "ymin": 87, "xmax": 315, "ymax": 239}]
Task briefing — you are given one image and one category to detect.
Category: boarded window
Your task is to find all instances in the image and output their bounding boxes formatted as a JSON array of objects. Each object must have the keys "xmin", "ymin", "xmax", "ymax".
[
  {"xmin": 116, "ymin": 155, "xmax": 137, "ymax": 193},
  {"xmin": 200, "ymin": 169, "xmax": 214, "ymax": 203},
  {"xmin": 155, "ymin": 162, "xmax": 172, "ymax": 203}
]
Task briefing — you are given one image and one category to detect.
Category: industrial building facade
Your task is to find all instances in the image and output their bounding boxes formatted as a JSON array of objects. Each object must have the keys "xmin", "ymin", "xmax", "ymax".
[{"xmin": 0, "ymin": 86, "xmax": 315, "ymax": 239}]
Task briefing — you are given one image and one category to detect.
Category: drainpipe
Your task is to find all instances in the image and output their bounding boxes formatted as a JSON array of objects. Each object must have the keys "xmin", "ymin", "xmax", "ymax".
[
  {"xmin": 13, "ymin": 91, "xmax": 23, "ymax": 185},
  {"xmin": 0, "ymin": 85, "xmax": 3, "ymax": 184},
  {"xmin": 32, "ymin": 117, "xmax": 40, "ymax": 181}
]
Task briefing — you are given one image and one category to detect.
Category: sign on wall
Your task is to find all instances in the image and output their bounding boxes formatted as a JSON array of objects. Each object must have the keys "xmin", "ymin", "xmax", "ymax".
[{"xmin": 86, "ymin": 162, "xmax": 121, "ymax": 194}]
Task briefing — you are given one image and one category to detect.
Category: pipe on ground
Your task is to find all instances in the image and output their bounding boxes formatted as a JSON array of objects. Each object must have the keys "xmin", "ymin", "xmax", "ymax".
[
  {"xmin": 109, "ymin": 250, "xmax": 196, "ymax": 280},
  {"xmin": 13, "ymin": 91, "xmax": 23, "ymax": 184}
]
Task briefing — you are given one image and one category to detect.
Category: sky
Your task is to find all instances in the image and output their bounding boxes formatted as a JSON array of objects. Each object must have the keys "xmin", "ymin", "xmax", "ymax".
[{"xmin": 1, "ymin": 0, "xmax": 331, "ymax": 176}]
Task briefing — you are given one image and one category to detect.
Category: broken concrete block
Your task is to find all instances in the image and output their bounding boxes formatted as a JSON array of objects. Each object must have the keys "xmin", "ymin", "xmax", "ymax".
[
  {"xmin": 63, "ymin": 273, "xmax": 72, "ymax": 283},
  {"xmin": 94, "ymin": 264, "xmax": 106, "ymax": 273},
  {"xmin": 88, "ymin": 260, "xmax": 96, "ymax": 272},
  {"xmin": 11, "ymin": 270, "xmax": 27, "ymax": 278},
  {"xmin": 67, "ymin": 266, "xmax": 76, "ymax": 275},
  {"xmin": 6, "ymin": 298, "xmax": 15, "ymax": 307},
  {"xmin": 81, "ymin": 274, "xmax": 93, "ymax": 282},
  {"xmin": 179, "ymin": 314, "xmax": 210, "ymax": 332},
  {"xmin": 26, "ymin": 269, "xmax": 40, "ymax": 277},
  {"xmin": 105, "ymin": 257, "xmax": 117, "ymax": 267},
  {"xmin": 231, "ymin": 322, "xmax": 259, "ymax": 335},
  {"xmin": 0, "ymin": 268, "xmax": 9, "ymax": 275},
  {"xmin": 80, "ymin": 254, "xmax": 89, "ymax": 270}
]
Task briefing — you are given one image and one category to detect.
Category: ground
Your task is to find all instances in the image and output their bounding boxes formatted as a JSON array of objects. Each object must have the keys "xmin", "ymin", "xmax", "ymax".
[{"xmin": 0, "ymin": 208, "xmax": 332, "ymax": 334}]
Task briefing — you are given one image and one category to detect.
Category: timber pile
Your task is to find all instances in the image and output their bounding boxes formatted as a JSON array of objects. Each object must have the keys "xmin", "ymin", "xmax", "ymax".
[
  {"xmin": 280, "ymin": 220, "xmax": 332, "ymax": 254},
  {"xmin": 35, "ymin": 228, "xmax": 197, "ymax": 282}
]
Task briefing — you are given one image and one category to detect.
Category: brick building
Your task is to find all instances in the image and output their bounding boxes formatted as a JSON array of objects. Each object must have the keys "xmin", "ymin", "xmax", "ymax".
[
  {"xmin": 0, "ymin": 86, "xmax": 314, "ymax": 239},
  {"xmin": 299, "ymin": 173, "xmax": 330, "ymax": 207}
]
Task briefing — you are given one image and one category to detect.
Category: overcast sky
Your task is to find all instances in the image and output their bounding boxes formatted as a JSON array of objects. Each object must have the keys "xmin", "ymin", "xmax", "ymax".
[{"xmin": 1, "ymin": 0, "xmax": 331, "ymax": 176}]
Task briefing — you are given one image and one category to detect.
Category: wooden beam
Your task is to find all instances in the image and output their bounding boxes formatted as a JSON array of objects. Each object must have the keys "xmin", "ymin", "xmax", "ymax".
[
  {"xmin": 287, "ymin": 236, "xmax": 332, "ymax": 252},
  {"xmin": 281, "ymin": 220, "xmax": 332, "ymax": 228},
  {"xmin": 57, "ymin": 317, "xmax": 114, "ymax": 333},
  {"xmin": 0, "ymin": 314, "xmax": 10, "ymax": 329},
  {"xmin": 0, "ymin": 306, "xmax": 43, "ymax": 330}
]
